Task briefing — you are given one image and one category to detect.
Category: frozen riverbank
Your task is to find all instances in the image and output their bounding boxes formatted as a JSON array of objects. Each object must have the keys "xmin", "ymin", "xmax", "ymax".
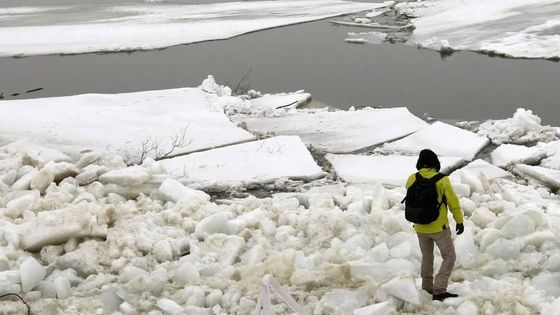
[
  {"xmin": 2, "ymin": 78, "xmax": 560, "ymax": 314},
  {"xmin": 400, "ymin": 0, "xmax": 560, "ymax": 60}
]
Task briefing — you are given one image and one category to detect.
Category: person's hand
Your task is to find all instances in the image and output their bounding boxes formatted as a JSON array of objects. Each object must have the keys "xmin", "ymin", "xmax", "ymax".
[{"xmin": 456, "ymin": 223, "xmax": 464, "ymax": 235}]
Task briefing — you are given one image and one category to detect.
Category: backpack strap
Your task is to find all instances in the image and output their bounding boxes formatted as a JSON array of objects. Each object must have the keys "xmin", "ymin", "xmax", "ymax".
[
  {"xmin": 431, "ymin": 173, "xmax": 447, "ymax": 207},
  {"xmin": 430, "ymin": 173, "xmax": 445, "ymax": 183}
]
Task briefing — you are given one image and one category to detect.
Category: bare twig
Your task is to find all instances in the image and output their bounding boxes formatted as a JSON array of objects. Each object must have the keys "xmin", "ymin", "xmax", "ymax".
[
  {"xmin": 127, "ymin": 126, "xmax": 190, "ymax": 165},
  {"xmin": 234, "ymin": 70, "xmax": 252, "ymax": 93},
  {"xmin": 225, "ymin": 70, "xmax": 253, "ymax": 96},
  {"xmin": 0, "ymin": 293, "xmax": 31, "ymax": 315},
  {"xmin": 155, "ymin": 126, "xmax": 189, "ymax": 161}
]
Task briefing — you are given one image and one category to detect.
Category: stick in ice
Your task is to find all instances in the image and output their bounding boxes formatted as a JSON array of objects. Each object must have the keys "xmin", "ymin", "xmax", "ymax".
[{"xmin": 255, "ymin": 274, "xmax": 306, "ymax": 315}]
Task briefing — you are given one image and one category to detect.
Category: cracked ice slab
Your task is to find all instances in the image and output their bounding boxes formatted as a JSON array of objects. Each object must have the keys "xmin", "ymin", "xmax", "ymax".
[
  {"xmin": 490, "ymin": 143, "xmax": 547, "ymax": 168},
  {"xmin": 0, "ymin": 0, "xmax": 378, "ymax": 57},
  {"xmin": 0, "ymin": 88, "xmax": 255, "ymax": 158},
  {"xmin": 449, "ymin": 159, "xmax": 512, "ymax": 192},
  {"xmin": 160, "ymin": 136, "xmax": 325, "ymax": 186},
  {"xmin": 326, "ymin": 154, "xmax": 464, "ymax": 186},
  {"xmin": 378, "ymin": 121, "xmax": 489, "ymax": 161},
  {"xmin": 402, "ymin": 0, "xmax": 560, "ymax": 59},
  {"xmin": 514, "ymin": 164, "xmax": 560, "ymax": 191},
  {"xmin": 459, "ymin": 159, "xmax": 511, "ymax": 181},
  {"xmin": 237, "ymin": 107, "xmax": 428, "ymax": 153}
]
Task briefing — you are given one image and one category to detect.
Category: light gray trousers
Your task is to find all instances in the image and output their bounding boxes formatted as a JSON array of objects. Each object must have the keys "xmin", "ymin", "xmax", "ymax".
[{"xmin": 417, "ymin": 228, "xmax": 456, "ymax": 295}]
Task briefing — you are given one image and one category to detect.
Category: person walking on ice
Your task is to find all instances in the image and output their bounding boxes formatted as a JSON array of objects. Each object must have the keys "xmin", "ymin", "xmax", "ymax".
[{"xmin": 403, "ymin": 149, "xmax": 464, "ymax": 301}]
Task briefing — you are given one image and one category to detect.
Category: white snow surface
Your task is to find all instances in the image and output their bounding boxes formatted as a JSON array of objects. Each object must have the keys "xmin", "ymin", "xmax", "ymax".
[
  {"xmin": 326, "ymin": 154, "xmax": 464, "ymax": 186},
  {"xmin": 0, "ymin": 0, "xmax": 379, "ymax": 57},
  {"xmin": 378, "ymin": 121, "xmax": 490, "ymax": 160},
  {"xmin": 237, "ymin": 107, "xmax": 429, "ymax": 153},
  {"xmin": 160, "ymin": 136, "xmax": 325, "ymax": 186},
  {"xmin": 0, "ymin": 86, "xmax": 255, "ymax": 161},
  {"xmin": 401, "ymin": 0, "xmax": 560, "ymax": 59}
]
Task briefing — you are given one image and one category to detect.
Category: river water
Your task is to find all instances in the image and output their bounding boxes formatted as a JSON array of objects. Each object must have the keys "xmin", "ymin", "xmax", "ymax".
[{"xmin": 1, "ymin": 0, "xmax": 559, "ymax": 125}]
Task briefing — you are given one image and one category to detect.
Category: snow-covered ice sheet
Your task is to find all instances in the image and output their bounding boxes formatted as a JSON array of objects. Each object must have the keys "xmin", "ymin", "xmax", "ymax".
[
  {"xmin": 237, "ymin": 107, "xmax": 428, "ymax": 153},
  {"xmin": 378, "ymin": 121, "xmax": 489, "ymax": 160},
  {"xmin": 490, "ymin": 143, "xmax": 547, "ymax": 168},
  {"xmin": 402, "ymin": 0, "xmax": 560, "ymax": 59},
  {"xmin": 160, "ymin": 136, "xmax": 325, "ymax": 186},
  {"xmin": 326, "ymin": 154, "xmax": 464, "ymax": 186},
  {"xmin": 0, "ymin": 87, "xmax": 255, "ymax": 160},
  {"xmin": 461, "ymin": 159, "xmax": 511, "ymax": 180},
  {"xmin": 0, "ymin": 0, "xmax": 379, "ymax": 56}
]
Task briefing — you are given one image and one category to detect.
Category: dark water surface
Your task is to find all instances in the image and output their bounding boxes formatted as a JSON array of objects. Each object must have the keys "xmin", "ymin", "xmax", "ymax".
[{"xmin": 1, "ymin": 13, "xmax": 559, "ymax": 125}]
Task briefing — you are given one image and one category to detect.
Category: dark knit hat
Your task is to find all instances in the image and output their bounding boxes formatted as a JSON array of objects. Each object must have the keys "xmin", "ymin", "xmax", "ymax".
[{"xmin": 416, "ymin": 149, "xmax": 441, "ymax": 171}]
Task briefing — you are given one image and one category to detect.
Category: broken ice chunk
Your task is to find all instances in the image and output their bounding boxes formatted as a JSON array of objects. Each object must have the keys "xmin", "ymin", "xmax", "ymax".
[{"xmin": 19, "ymin": 256, "xmax": 46, "ymax": 292}]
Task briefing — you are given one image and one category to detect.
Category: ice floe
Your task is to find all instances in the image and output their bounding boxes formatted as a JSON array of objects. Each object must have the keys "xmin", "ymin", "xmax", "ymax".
[
  {"xmin": 237, "ymin": 107, "xmax": 428, "ymax": 153},
  {"xmin": 0, "ymin": 0, "xmax": 380, "ymax": 57},
  {"xmin": 490, "ymin": 143, "xmax": 547, "ymax": 168},
  {"xmin": 325, "ymin": 154, "xmax": 464, "ymax": 186},
  {"xmin": 160, "ymin": 136, "xmax": 325, "ymax": 187},
  {"xmin": 0, "ymin": 87, "xmax": 255, "ymax": 161},
  {"xmin": 378, "ymin": 121, "xmax": 489, "ymax": 160}
]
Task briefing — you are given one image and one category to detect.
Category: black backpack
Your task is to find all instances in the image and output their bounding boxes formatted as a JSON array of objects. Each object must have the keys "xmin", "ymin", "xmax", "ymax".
[{"xmin": 402, "ymin": 173, "xmax": 446, "ymax": 224}]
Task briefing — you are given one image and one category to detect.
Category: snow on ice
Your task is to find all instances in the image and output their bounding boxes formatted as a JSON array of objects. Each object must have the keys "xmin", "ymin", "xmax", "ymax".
[
  {"xmin": 490, "ymin": 143, "xmax": 547, "ymax": 168},
  {"xmin": 0, "ymin": 1, "xmax": 381, "ymax": 57},
  {"xmin": 1, "ymin": 78, "xmax": 560, "ymax": 314},
  {"xmin": 160, "ymin": 136, "xmax": 325, "ymax": 187},
  {"xmin": 0, "ymin": 85, "xmax": 255, "ymax": 161},
  {"xmin": 325, "ymin": 154, "xmax": 464, "ymax": 186},
  {"xmin": 236, "ymin": 107, "xmax": 428, "ymax": 153},
  {"xmin": 378, "ymin": 121, "xmax": 489, "ymax": 160}
]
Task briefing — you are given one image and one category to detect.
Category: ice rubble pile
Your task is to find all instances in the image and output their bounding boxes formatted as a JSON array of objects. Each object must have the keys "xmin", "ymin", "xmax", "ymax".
[
  {"xmin": 478, "ymin": 108, "xmax": 557, "ymax": 145},
  {"xmin": 1, "ymin": 108, "xmax": 560, "ymax": 314},
  {"xmin": 200, "ymin": 76, "xmax": 311, "ymax": 117}
]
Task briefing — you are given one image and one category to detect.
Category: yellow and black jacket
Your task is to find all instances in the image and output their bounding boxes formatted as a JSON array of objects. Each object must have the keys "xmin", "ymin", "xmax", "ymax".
[{"xmin": 405, "ymin": 168, "xmax": 464, "ymax": 234}]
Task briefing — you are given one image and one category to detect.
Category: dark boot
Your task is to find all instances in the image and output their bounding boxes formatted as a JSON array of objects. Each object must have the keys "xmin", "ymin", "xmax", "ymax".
[{"xmin": 432, "ymin": 292, "xmax": 458, "ymax": 301}]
